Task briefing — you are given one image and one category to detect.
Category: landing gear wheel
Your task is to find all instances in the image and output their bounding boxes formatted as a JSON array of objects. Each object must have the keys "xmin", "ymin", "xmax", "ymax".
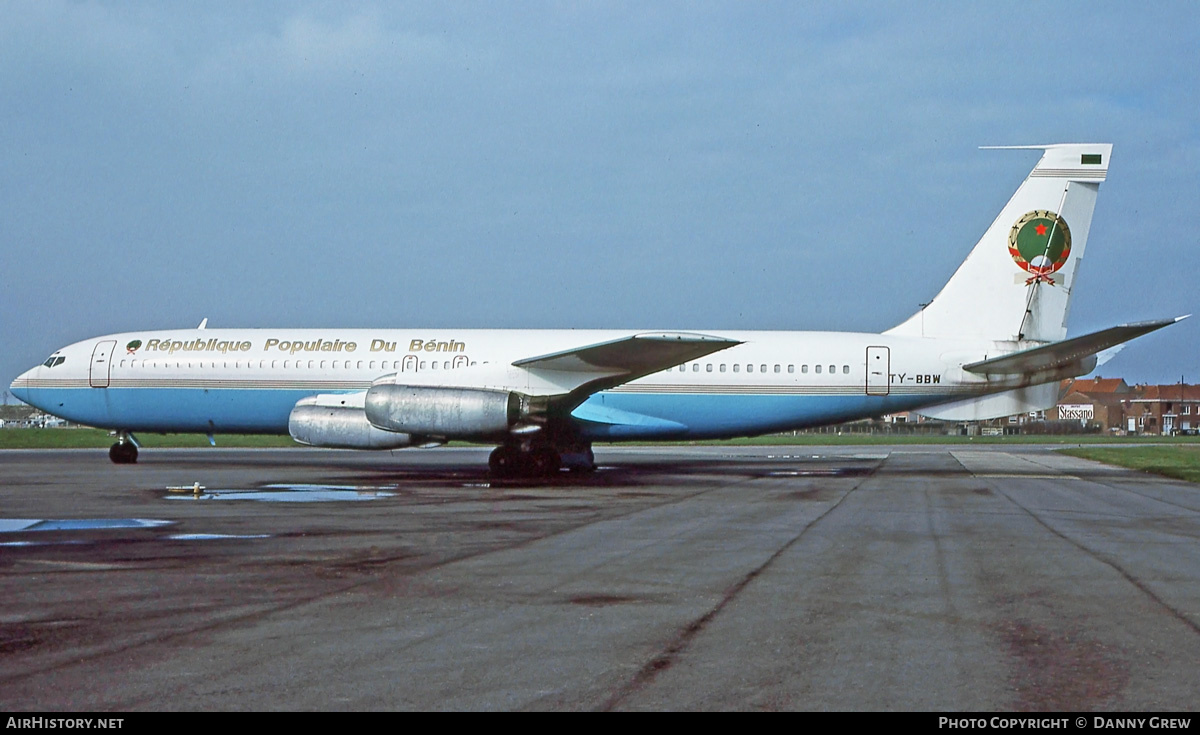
[
  {"xmin": 109, "ymin": 442, "xmax": 138, "ymax": 464},
  {"xmin": 528, "ymin": 447, "xmax": 561, "ymax": 477},
  {"xmin": 488, "ymin": 445, "xmax": 523, "ymax": 477},
  {"xmin": 567, "ymin": 447, "xmax": 596, "ymax": 473}
]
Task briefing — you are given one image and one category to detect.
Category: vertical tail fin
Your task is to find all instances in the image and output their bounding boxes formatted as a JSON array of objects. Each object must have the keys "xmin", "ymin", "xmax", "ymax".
[{"xmin": 886, "ymin": 144, "xmax": 1112, "ymax": 343}]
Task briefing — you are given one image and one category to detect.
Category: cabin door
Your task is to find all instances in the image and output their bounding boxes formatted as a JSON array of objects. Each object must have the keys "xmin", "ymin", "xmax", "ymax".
[
  {"xmin": 89, "ymin": 340, "xmax": 117, "ymax": 388},
  {"xmin": 866, "ymin": 346, "xmax": 889, "ymax": 396}
]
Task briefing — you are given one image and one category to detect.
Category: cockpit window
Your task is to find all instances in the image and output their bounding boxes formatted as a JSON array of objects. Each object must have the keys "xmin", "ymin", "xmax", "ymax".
[{"xmin": 42, "ymin": 356, "xmax": 66, "ymax": 368}]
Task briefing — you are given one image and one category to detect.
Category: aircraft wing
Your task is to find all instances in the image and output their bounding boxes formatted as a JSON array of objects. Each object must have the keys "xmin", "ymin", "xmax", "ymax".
[
  {"xmin": 963, "ymin": 317, "xmax": 1186, "ymax": 376},
  {"xmin": 514, "ymin": 332, "xmax": 739, "ymax": 375},
  {"xmin": 514, "ymin": 331, "xmax": 741, "ymax": 405}
]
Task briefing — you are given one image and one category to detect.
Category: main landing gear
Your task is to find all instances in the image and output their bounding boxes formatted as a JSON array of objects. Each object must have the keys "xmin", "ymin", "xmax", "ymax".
[
  {"xmin": 108, "ymin": 432, "xmax": 138, "ymax": 464},
  {"xmin": 488, "ymin": 441, "xmax": 596, "ymax": 479}
]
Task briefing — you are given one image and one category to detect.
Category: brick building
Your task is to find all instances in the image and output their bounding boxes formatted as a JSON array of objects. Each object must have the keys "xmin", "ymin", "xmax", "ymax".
[
  {"xmin": 1051, "ymin": 377, "xmax": 1131, "ymax": 431},
  {"xmin": 1121, "ymin": 384, "xmax": 1200, "ymax": 435},
  {"xmin": 1048, "ymin": 378, "xmax": 1200, "ymax": 435}
]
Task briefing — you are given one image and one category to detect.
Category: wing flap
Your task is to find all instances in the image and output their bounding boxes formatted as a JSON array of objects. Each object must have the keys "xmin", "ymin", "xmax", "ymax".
[
  {"xmin": 513, "ymin": 331, "xmax": 741, "ymax": 411},
  {"xmin": 514, "ymin": 332, "xmax": 740, "ymax": 377},
  {"xmin": 964, "ymin": 317, "xmax": 1186, "ymax": 376}
]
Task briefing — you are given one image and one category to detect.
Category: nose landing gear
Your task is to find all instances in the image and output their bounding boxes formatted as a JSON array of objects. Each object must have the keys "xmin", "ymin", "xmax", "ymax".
[{"xmin": 108, "ymin": 432, "xmax": 138, "ymax": 464}]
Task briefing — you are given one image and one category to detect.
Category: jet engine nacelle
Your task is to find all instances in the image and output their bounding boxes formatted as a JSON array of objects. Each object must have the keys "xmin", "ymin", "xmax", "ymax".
[
  {"xmin": 288, "ymin": 398, "xmax": 414, "ymax": 450},
  {"xmin": 364, "ymin": 384, "xmax": 525, "ymax": 438}
]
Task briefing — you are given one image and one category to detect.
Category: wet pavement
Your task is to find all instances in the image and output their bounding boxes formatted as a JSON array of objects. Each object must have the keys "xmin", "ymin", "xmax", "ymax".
[{"xmin": 0, "ymin": 445, "xmax": 1198, "ymax": 710}]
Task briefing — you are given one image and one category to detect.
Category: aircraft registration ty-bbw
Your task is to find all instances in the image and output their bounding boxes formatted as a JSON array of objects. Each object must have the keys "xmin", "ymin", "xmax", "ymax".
[{"xmin": 11, "ymin": 144, "xmax": 1184, "ymax": 476}]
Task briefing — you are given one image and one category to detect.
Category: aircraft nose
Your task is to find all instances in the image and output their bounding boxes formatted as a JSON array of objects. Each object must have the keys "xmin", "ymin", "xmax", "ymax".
[{"xmin": 10, "ymin": 366, "xmax": 39, "ymax": 404}]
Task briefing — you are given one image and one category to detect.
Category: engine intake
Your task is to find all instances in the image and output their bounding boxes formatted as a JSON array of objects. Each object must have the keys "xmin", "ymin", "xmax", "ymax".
[{"xmin": 365, "ymin": 384, "xmax": 525, "ymax": 438}]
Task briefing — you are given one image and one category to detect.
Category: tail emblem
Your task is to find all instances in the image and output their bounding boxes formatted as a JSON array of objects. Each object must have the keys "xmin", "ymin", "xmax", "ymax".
[{"xmin": 1009, "ymin": 210, "xmax": 1072, "ymax": 285}]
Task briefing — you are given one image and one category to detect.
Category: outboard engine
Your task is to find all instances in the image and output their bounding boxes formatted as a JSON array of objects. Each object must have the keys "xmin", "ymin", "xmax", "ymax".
[{"xmin": 364, "ymin": 384, "xmax": 531, "ymax": 438}]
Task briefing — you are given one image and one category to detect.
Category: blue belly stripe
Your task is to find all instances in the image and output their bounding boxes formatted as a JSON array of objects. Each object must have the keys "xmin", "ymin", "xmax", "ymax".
[{"xmin": 17, "ymin": 385, "xmax": 960, "ymax": 439}]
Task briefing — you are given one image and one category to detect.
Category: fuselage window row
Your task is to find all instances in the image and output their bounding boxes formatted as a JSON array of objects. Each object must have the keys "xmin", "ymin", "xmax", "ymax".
[
  {"xmin": 674, "ymin": 362, "xmax": 841, "ymax": 377},
  {"xmin": 112, "ymin": 358, "xmax": 471, "ymax": 373},
  {"xmin": 113, "ymin": 357, "xmax": 846, "ymax": 377}
]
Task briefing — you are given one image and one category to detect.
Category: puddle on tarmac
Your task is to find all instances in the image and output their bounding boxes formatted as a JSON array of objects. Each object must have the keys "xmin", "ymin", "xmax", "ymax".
[
  {"xmin": 167, "ymin": 533, "xmax": 273, "ymax": 541},
  {"xmin": 765, "ymin": 454, "xmax": 888, "ymax": 461},
  {"xmin": 767, "ymin": 469, "xmax": 846, "ymax": 477},
  {"xmin": 0, "ymin": 519, "xmax": 173, "ymax": 533},
  {"xmin": 166, "ymin": 484, "xmax": 398, "ymax": 503}
]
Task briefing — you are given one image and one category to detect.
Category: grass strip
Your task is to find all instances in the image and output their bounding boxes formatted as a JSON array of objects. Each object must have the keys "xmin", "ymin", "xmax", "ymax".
[
  {"xmin": 1058, "ymin": 446, "xmax": 1200, "ymax": 483},
  {"xmin": 0, "ymin": 429, "xmax": 297, "ymax": 449}
]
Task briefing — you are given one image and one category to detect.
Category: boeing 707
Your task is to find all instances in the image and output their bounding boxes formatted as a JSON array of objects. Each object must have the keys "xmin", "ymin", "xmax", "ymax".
[{"xmin": 10, "ymin": 144, "xmax": 1182, "ymax": 476}]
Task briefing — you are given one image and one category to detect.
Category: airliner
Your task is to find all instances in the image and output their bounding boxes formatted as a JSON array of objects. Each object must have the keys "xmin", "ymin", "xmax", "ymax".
[{"xmin": 10, "ymin": 144, "xmax": 1182, "ymax": 476}]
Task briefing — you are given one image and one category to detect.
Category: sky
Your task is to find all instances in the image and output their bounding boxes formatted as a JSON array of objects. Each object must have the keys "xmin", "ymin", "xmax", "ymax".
[{"xmin": 2, "ymin": 1, "xmax": 1198, "ymax": 397}]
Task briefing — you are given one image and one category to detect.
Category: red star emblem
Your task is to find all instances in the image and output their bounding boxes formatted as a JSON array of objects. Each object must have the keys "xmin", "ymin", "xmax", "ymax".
[{"xmin": 1035, "ymin": 223, "xmax": 1048, "ymax": 236}]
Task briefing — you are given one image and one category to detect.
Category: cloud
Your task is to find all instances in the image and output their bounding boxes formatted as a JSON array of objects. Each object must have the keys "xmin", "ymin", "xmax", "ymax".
[{"xmin": 1, "ymin": 2, "xmax": 1197, "ymax": 385}]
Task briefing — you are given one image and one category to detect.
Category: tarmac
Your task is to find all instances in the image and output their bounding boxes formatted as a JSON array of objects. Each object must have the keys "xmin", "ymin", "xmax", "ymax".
[{"xmin": 1, "ymin": 445, "xmax": 1198, "ymax": 710}]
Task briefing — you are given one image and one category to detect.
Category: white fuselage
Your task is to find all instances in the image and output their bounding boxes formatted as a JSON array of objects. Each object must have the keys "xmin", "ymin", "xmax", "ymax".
[{"xmin": 12, "ymin": 328, "xmax": 1028, "ymax": 440}]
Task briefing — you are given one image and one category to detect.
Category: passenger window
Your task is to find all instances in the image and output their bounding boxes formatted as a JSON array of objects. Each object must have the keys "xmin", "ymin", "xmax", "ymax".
[
  {"xmin": 801, "ymin": 365, "xmax": 808, "ymax": 374},
  {"xmin": 747, "ymin": 364, "xmax": 754, "ymax": 373},
  {"xmin": 815, "ymin": 365, "xmax": 822, "ymax": 374},
  {"xmin": 693, "ymin": 364, "xmax": 699, "ymax": 372},
  {"xmin": 760, "ymin": 364, "xmax": 766, "ymax": 373},
  {"xmin": 706, "ymin": 364, "xmax": 713, "ymax": 372},
  {"xmin": 719, "ymin": 364, "xmax": 726, "ymax": 372},
  {"xmin": 444, "ymin": 361, "xmax": 450, "ymax": 369},
  {"xmin": 842, "ymin": 365, "xmax": 850, "ymax": 374},
  {"xmin": 732, "ymin": 364, "xmax": 739, "ymax": 373},
  {"xmin": 420, "ymin": 361, "xmax": 427, "ymax": 369},
  {"xmin": 788, "ymin": 365, "xmax": 794, "ymax": 373},
  {"xmin": 774, "ymin": 365, "xmax": 781, "ymax": 373},
  {"xmin": 828, "ymin": 365, "xmax": 835, "ymax": 374}
]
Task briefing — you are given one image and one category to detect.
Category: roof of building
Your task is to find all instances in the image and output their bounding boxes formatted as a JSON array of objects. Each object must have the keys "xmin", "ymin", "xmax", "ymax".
[
  {"xmin": 1060, "ymin": 391, "xmax": 1102, "ymax": 405},
  {"xmin": 1126, "ymin": 384, "xmax": 1200, "ymax": 402},
  {"xmin": 1064, "ymin": 377, "xmax": 1131, "ymax": 395}
]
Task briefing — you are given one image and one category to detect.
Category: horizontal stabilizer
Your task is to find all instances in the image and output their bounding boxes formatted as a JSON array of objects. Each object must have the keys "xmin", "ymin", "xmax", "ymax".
[{"xmin": 963, "ymin": 317, "xmax": 1186, "ymax": 376}]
